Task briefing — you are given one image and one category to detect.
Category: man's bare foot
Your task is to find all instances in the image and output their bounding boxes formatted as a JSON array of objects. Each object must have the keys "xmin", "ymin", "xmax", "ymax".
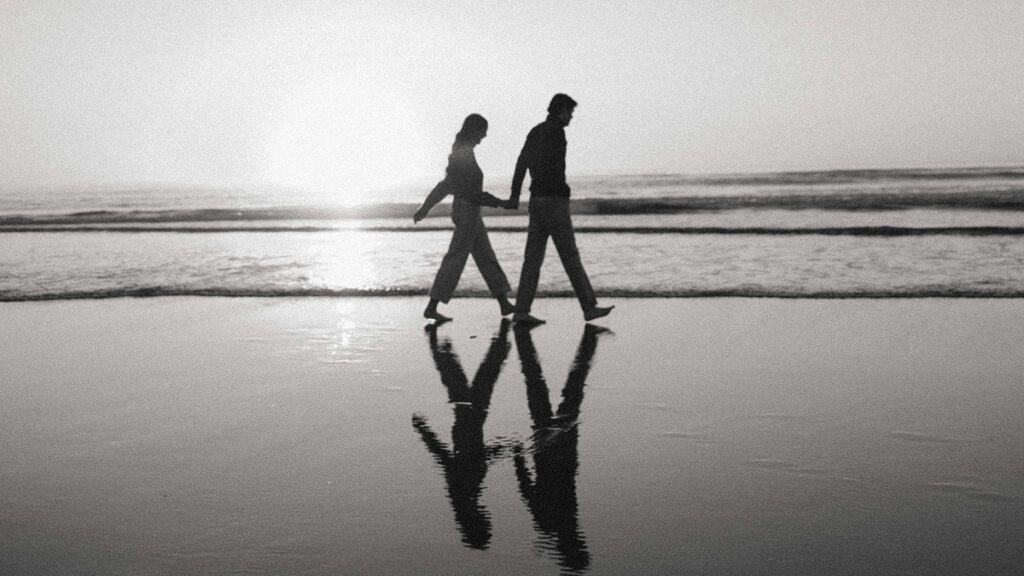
[
  {"xmin": 513, "ymin": 312, "xmax": 546, "ymax": 325},
  {"xmin": 583, "ymin": 305, "xmax": 614, "ymax": 322}
]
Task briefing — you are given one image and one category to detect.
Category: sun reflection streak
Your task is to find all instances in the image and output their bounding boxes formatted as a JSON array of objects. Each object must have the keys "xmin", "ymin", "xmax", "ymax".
[{"xmin": 304, "ymin": 231, "xmax": 382, "ymax": 291}]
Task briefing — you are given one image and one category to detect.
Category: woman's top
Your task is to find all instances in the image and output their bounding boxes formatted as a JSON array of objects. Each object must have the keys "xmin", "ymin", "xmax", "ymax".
[{"xmin": 418, "ymin": 144, "xmax": 503, "ymax": 215}]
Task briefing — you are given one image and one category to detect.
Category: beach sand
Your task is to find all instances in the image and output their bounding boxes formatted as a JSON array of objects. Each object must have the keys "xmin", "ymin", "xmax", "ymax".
[{"xmin": 1, "ymin": 297, "xmax": 1022, "ymax": 575}]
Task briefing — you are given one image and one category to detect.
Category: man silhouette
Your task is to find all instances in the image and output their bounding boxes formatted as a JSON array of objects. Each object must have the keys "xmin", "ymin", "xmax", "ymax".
[
  {"xmin": 510, "ymin": 93, "xmax": 613, "ymax": 325},
  {"xmin": 511, "ymin": 323, "xmax": 609, "ymax": 572}
]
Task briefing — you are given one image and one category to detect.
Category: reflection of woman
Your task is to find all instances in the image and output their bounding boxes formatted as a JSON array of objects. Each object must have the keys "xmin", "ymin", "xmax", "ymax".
[
  {"xmin": 414, "ymin": 114, "xmax": 516, "ymax": 323},
  {"xmin": 411, "ymin": 320, "xmax": 512, "ymax": 549}
]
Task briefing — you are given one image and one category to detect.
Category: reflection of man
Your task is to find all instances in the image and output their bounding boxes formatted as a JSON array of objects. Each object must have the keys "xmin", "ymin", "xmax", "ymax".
[
  {"xmin": 411, "ymin": 320, "xmax": 511, "ymax": 549},
  {"xmin": 510, "ymin": 93, "xmax": 613, "ymax": 325},
  {"xmin": 512, "ymin": 323, "xmax": 608, "ymax": 573}
]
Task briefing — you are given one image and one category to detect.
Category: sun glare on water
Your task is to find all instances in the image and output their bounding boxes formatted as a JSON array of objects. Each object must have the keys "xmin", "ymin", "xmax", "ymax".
[{"xmin": 303, "ymin": 230, "xmax": 385, "ymax": 291}]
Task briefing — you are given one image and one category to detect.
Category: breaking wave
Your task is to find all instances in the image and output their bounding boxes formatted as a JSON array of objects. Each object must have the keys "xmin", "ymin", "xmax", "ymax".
[{"xmin": 3, "ymin": 187, "xmax": 1024, "ymax": 228}]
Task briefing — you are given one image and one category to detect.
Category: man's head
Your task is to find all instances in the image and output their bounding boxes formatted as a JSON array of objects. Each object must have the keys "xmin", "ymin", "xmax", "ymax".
[{"xmin": 547, "ymin": 93, "xmax": 577, "ymax": 126}]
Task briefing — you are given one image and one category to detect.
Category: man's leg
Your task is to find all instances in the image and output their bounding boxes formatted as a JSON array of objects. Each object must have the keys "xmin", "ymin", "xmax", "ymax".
[
  {"xmin": 547, "ymin": 200, "xmax": 597, "ymax": 312},
  {"xmin": 514, "ymin": 209, "xmax": 549, "ymax": 318}
]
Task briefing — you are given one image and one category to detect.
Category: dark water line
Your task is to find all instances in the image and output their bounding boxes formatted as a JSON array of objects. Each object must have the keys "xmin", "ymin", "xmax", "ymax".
[
  {"xmin": 5, "ymin": 287, "xmax": 1024, "ymax": 302},
  {"xmin": 0, "ymin": 226, "xmax": 342, "ymax": 233},
  {"xmin": 511, "ymin": 226, "xmax": 1024, "ymax": 236},
  {"xmin": 6, "ymin": 225, "xmax": 1024, "ymax": 236}
]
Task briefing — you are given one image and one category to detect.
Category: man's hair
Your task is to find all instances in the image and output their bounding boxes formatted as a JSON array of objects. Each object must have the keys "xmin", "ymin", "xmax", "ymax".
[{"xmin": 547, "ymin": 93, "xmax": 578, "ymax": 115}]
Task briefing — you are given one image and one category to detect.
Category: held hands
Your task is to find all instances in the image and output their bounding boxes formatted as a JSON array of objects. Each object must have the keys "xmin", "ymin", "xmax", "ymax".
[{"xmin": 482, "ymin": 190, "xmax": 518, "ymax": 210}]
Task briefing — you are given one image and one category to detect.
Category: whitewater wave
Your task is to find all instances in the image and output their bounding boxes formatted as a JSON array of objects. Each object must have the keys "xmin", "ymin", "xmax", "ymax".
[{"xmin": 3, "ymin": 188, "xmax": 1024, "ymax": 227}]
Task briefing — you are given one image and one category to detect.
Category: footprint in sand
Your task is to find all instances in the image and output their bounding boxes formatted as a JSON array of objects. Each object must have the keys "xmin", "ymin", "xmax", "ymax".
[
  {"xmin": 637, "ymin": 402, "xmax": 674, "ymax": 411},
  {"xmin": 756, "ymin": 413, "xmax": 825, "ymax": 424},
  {"xmin": 745, "ymin": 459, "xmax": 833, "ymax": 476},
  {"xmin": 650, "ymin": 431, "xmax": 712, "ymax": 442},
  {"xmin": 924, "ymin": 482, "xmax": 1015, "ymax": 502},
  {"xmin": 889, "ymin": 431, "xmax": 967, "ymax": 444}
]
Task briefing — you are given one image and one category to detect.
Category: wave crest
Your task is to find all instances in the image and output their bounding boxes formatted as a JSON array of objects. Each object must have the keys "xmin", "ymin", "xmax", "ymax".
[{"xmin": 4, "ymin": 188, "xmax": 1024, "ymax": 227}]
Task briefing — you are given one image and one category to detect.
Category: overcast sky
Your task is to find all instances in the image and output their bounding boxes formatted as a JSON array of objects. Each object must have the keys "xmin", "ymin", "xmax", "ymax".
[{"xmin": 2, "ymin": 0, "xmax": 1022, "ymax": 197}]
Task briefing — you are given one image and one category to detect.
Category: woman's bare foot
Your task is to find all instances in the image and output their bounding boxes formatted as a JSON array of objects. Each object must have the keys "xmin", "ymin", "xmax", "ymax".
[
  {"xmin": 423, "ymin": 298, "xmax": 450, "ymax": 323},
  {"xmin": 424, "ymin": 309, "xmax": 452, "ymax": 324}
]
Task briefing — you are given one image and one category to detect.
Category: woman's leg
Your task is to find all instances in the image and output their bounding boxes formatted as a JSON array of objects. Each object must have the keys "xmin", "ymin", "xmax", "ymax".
[
  {"xmin": 424, "ymin": 297, "xmax": 445, "ymax": 321},
  {"xmin": 426, "ymin": 211, "xmax": 479, "ymax": 319},
  {"xmin": 469, "ymin": 221, "xmax": 514, "ymax": 315}
]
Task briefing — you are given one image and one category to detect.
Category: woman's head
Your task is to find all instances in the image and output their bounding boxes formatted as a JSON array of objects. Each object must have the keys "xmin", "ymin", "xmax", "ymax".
[{"xmin": 455, "ymin": 113, "xmax": 488, "ymax": 146}]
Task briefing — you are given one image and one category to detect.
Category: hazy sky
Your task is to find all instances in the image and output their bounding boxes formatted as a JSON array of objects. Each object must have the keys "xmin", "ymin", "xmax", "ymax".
[{"xmin": 2, "ymin": 0, "xmax": 1022, "ymax": 196}]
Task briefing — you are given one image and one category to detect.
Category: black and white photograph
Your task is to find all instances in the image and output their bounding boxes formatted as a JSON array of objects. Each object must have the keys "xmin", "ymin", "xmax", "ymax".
[{"xmin": 2, "ymin": 1, "xmax": 1022, "ymax": 574}]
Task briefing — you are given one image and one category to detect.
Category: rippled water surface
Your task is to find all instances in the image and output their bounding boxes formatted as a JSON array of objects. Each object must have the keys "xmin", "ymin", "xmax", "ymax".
[{"xmin": 4, "ymin": 224, "xmax": 1024, "ymax": 299}]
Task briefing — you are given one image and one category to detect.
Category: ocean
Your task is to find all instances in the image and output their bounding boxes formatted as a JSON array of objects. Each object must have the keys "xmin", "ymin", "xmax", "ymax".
[{"xmin": 3, "ymin": 167, "xmax": 1024, "ymax": 301}]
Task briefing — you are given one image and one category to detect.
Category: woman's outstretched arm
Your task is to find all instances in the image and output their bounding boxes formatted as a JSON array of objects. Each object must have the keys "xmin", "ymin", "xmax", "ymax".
[{"xmin": 414, "ymin": 180, "xmax": 449, "ymax": 223}]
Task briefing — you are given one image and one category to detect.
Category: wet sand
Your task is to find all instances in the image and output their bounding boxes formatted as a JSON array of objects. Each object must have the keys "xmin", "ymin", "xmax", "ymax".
[{"xmin": 1, "ymin": 297, "xmax": 1022, "ymax": 575}]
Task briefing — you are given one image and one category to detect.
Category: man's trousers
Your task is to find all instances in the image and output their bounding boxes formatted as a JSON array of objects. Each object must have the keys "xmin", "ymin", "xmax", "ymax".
[{"xmin": 514, "ymin": 196, "xmax": 597, "ymax": 313}]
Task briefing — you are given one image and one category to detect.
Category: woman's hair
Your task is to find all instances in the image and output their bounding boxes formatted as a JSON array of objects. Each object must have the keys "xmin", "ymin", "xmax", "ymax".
[{"xmin": 454, "ymin": 113, "xmax": 488, "ymax": 146}]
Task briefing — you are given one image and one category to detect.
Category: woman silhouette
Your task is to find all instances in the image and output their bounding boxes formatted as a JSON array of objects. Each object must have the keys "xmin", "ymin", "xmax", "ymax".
[{"xmin": 414, "ymin": 114, "xmax": 516, "ymax": 322}]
